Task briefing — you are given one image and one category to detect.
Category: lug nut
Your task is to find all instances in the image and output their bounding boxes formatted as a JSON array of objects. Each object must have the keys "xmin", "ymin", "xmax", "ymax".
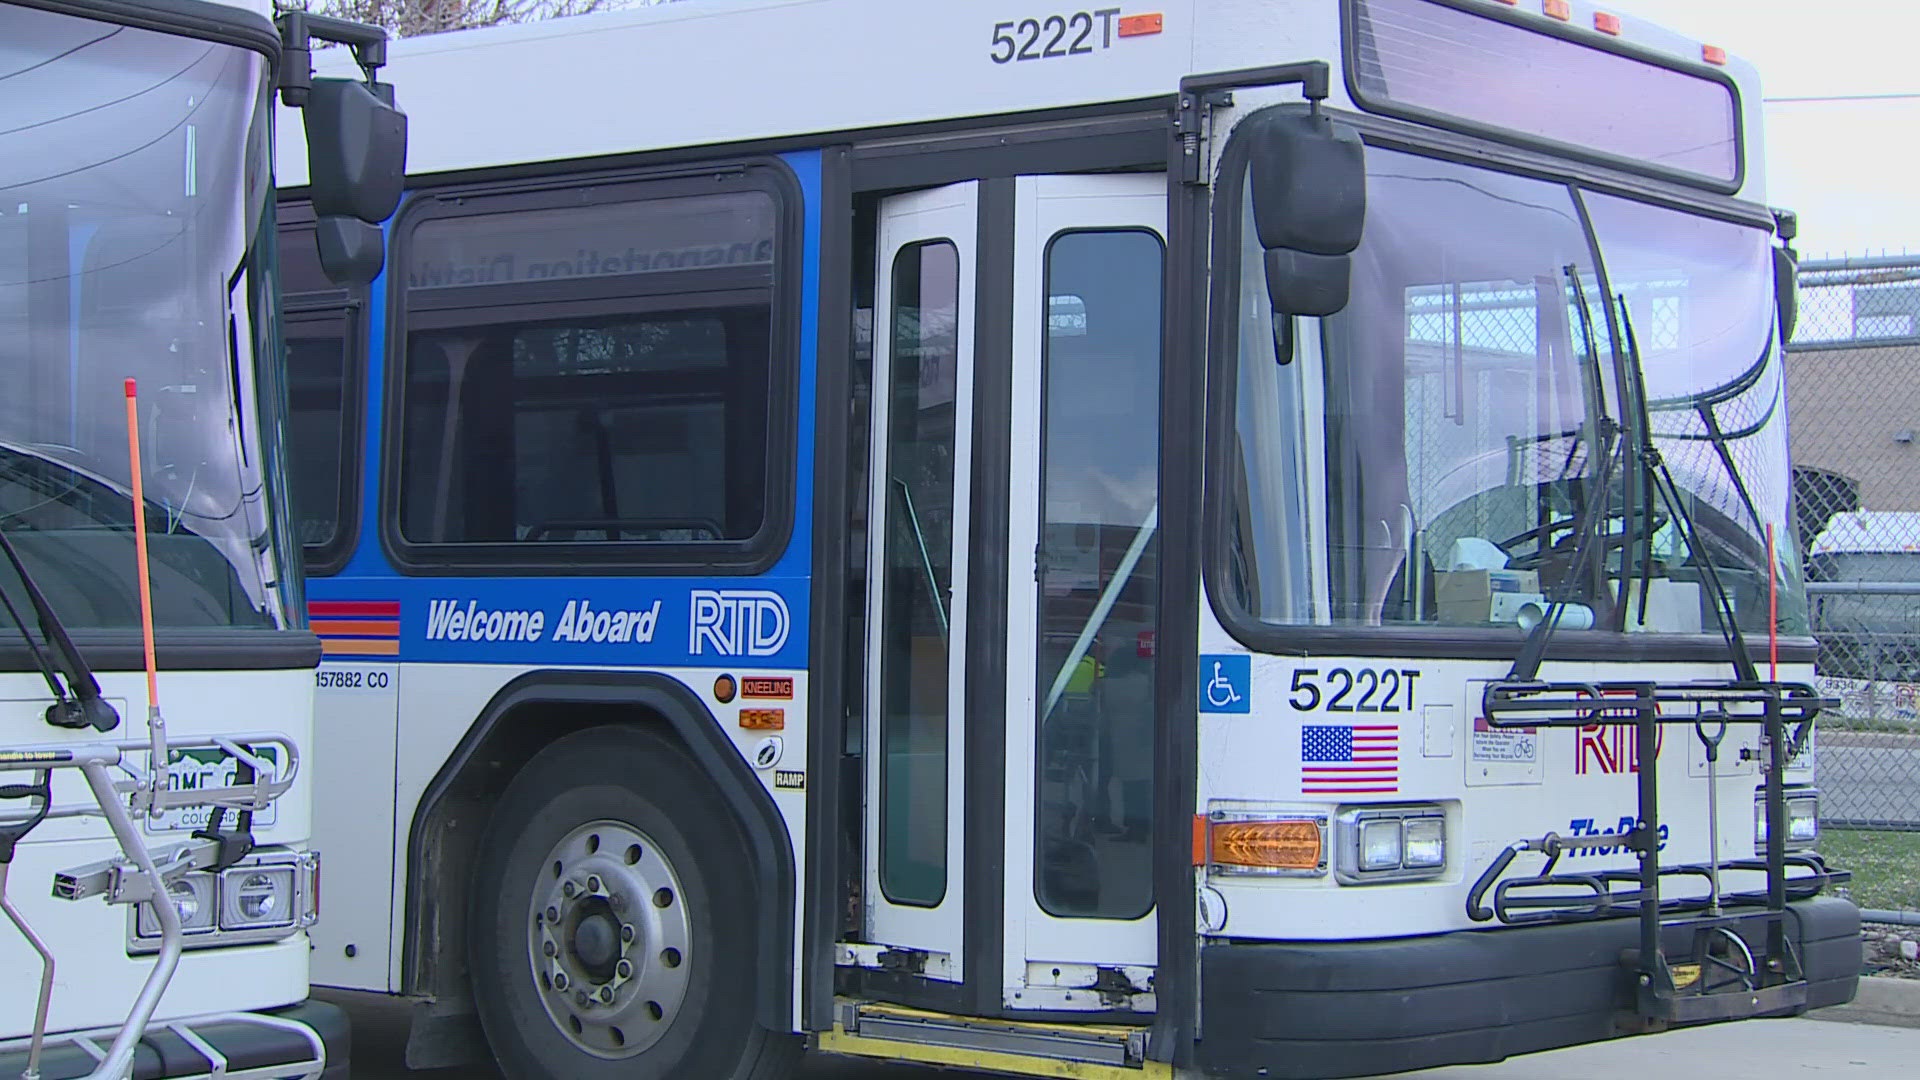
[
  {"xmin": 554, "ymin": 972, "xmax": 569, "ymax": 991},
  {"xmin": 563, "ymin": 881, "xmax": 577, "ymax": 899},
  {"xmin": 588, "ymin": 875, "xmax": 603, "ymax": 892},
  {"xmin": 576, "ymin": 990, "xmax": 591, "ymax": 1008},
  {"xmin": 544, "ymin": 940, "xmax": 557, "ymax": 958},
  {"xmin": 599, "ymin": 986, "xmax": 616, "ymax": 1004},
  {"xmin": 616, "ymin": 959, "xmax": 633, "ymax": 979},
  {"xmin": 621, "ymin": 924, "xmax": 636, "ymax": 944},
  {"xmin": 547, "ymin": 906, "xmax": 560, "ymax": 923}
]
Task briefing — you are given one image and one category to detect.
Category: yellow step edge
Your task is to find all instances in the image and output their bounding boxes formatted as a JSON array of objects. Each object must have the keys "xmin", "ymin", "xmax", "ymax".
[{"xmin": 817, "ymin": 1024, "xmax": 1174, "ymax": 1080}]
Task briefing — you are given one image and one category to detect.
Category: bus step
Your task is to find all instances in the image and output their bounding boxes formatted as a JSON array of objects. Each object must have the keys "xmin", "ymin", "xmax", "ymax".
[{"xmin": 819, "ymin": 1000, "xmax": 1168, "ymax": 1078}]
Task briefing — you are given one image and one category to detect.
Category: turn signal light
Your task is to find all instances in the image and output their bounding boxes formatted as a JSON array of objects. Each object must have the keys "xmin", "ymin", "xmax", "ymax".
[{"xmin": 1210, "ymin": 819, "xmax": 1323, "ymax": 872}]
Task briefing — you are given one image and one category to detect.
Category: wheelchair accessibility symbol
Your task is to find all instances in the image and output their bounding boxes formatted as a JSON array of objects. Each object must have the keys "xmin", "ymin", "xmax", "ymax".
[{"xmin": 1198, "ymin": 654, "xmax": 1251, "ymax": 714}]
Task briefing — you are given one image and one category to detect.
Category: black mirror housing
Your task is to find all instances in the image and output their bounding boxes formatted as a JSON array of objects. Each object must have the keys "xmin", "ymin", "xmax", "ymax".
[
  {"xmin": 316, "ymin": 217, "xmax": 387, "ymax": 287},
  {"xmin": 1265, "ymin": 248, "xmax": 1351, "ymax": 318},
  {"xmin": 1773, "ymin": 245, "xmax": 1799, "ymax": 344},
  {"xmin": 1249, "ymin": 110, "xmax": 1367, "ymax": 256},
  {"xmin": 305, "ymin": 77, "xmax": 407, "ymax": 225}
]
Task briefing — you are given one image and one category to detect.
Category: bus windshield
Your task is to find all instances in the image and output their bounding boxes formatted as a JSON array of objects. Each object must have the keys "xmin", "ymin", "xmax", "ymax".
[
  {"xmin": 1223, "ymin": 145, "xmax": 1807, "ymax": 638},
  {"xmin": 0, "ymin": 4, "xmax": 286, "ymax": 630}
]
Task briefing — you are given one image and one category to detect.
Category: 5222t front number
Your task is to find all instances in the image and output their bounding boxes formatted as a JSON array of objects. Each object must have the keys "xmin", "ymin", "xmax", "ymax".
[{"xmin": 1288, "ymin": 668, "xmax": 1419, "ymax": 714}]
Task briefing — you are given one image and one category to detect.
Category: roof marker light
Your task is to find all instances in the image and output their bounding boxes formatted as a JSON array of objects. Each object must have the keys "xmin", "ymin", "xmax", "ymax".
[
  {"xmin": 1702, "ymin": 44, "xmax": 1728, "ymax": 66},
  {"xmin": 1595, "ymin": 11, "xmax": 1621, "ymax": 34},
  {"xmin": 1543, "ymin": 0, "xmax": 1571, "ymax": 20}
]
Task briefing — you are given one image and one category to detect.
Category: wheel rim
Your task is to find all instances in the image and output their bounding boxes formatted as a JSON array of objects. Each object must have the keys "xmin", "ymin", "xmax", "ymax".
[{"xmin": 527, "ymin": 820, "xmax": 693, "ymax": 1058}]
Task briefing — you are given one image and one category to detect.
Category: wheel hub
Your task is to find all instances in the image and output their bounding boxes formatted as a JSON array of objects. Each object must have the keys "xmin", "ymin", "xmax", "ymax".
[{"xmin": 528, "ymin": 821, "xmax": 692, "ymax": 1059}]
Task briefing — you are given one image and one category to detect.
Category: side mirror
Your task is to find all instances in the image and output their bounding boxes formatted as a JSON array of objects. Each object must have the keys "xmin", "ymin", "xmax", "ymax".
[
  {"xmin": 1773, "ymin": 246, "xmax": 1799, "ymax": 344},
  {"xmin": 302, "ymin": 78, "xmax": 407, "ymax": 287},
  {"xmin": 1246, "ymin": 109, "xmax": 1367, "ymax": 319},
  {"xmin": 305, "ymin": 78, "xmax": 407, "ymax": 225},
  {"xmin": 277, "ymin": 12, "xmax": 407, "ymax": 288},
  {"xmin": 316, "ymin": 218, "xmax": 389, "ymax": 287},
  {"xmin": 1772, "ymin": 206, "xmax": 1800, "ymax": 344},
  {"xmin": 1265, "ymin": 249, "xmax": 1350, "ymax": 318}
]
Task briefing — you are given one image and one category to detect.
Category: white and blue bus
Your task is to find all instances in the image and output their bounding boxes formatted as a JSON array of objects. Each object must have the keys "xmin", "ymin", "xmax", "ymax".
[
  {"xmin": 277, "ymin": 1, "xmax": 1858, "ymax": 1077},
  {"xmin": 1, "ymin": 1, "xmax": 402, "ymax": 1077}
]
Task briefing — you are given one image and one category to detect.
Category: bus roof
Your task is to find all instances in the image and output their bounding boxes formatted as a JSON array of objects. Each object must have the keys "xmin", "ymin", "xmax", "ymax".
[{"xmin": 276, "ymin": 0, "xmax": 1761, "ymax": 191}]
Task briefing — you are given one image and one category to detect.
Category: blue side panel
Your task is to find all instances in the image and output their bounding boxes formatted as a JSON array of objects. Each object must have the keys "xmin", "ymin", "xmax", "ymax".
[{"xmin": 308, "ymin": 153, "xmax": 825, "ymax": 672}]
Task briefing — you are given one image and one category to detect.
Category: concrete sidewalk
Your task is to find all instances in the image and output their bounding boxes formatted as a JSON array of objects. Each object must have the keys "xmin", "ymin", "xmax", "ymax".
[
  {"xmin": 1809, "ymin": 975, "xmax": 1920, "ymax": 1029},
  {"xmin": 1409, "ymin": 1015, "xmax": 1920, "ymax": 1078}
]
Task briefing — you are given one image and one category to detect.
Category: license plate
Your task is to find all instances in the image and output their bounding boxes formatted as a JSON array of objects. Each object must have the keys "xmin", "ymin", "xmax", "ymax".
[{"xmin": 141, "ymin": 746, "xmax": 282, "ymax": 833}]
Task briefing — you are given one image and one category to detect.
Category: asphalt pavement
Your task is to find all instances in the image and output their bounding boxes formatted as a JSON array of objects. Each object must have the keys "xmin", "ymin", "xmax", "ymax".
[{"xmin": 329, "ymin": 990, "xmax": 1920, "ymax": 1079}]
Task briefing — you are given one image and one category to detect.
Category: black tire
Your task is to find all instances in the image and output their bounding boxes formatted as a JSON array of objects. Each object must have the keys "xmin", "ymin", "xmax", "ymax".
[{"xmin": 469, "ymin": 724, "xmax": 802, "ymax": 1080}]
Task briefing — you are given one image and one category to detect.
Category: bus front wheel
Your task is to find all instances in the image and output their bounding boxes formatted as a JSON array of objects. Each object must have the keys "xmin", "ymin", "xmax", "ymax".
[{"xmin": 469, "ymin": 724, "xmax": 799, "ymax": 1080}]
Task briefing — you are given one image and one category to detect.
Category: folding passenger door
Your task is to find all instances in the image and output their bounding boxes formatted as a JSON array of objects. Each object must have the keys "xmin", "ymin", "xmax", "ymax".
[
  {"xmin": 1001, "ymin": 174, "xmax": 1167, "ymax": 1004},
  {"xmin": 860, "ymin": 182, "xmax": 979, "ymax": 980}
]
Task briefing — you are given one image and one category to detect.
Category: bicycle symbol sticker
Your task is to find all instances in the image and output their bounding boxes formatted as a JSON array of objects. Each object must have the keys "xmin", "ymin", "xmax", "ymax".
[{"xmin": 1199, "ymin": 654, "xmax": 1251, "ymax": 714}]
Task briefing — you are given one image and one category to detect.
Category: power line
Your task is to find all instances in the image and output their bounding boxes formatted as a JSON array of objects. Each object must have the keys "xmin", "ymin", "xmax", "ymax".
[{"xmin": 1766, "ymin": 92, "xmax": 1920, "ymax": 103}]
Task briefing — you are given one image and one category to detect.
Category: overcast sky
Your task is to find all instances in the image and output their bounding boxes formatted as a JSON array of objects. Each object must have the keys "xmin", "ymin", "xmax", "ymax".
[{"xmin": 1604, "ymin": 0, "xmax": 1920, "ymax": 259}]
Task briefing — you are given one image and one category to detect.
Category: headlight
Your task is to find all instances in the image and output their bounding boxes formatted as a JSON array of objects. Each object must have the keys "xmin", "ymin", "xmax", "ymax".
[
  {"xmin": 221, "ymin": 867, "xmax": 296, "ymax": 929},
  {"xmin": 1358, "ymin": 819, "xmax": 1402, "ymax": 871},
  {"xmin": 1403, "ymin": 816, "xmax": 1447, "ymax": 869},
  {"xmin": 1336, "ymin": 806, "xmax": 1448, "ymax": 884},
  {"xmin": 1755, "ymin": 789, "xmax": 1819, "ymax": 852},
  {"xmin": 128, "ymin": 848, "xmax": 317, "ymax": 953},
  {"xmin": 135, "ymin": 874, "xmax": 218, "ymax": 937}
]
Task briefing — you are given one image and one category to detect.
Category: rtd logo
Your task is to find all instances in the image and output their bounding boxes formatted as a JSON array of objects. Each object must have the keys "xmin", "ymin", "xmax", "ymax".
[
  {"xmin": 1575, "ymin": 724, "xmax": 1664, "ymax": 775},
  {"xmin": 690, "ymin": 590, "xmax": 791, "ymax": 658},
  {"xmin": 1575, "ymin": 689, "xmax": 1666, "ymax": 775}
]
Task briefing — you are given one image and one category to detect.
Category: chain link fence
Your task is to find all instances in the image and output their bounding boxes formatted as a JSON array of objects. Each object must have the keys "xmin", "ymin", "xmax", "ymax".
[{"xmin": 1787, "ymin": 255, "xmax": 1920, "ymax": 919}]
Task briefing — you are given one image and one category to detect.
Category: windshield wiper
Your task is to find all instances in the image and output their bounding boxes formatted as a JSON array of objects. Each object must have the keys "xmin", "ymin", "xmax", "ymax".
[
  {"xmin": 1505, "ymin": 267, "xmax": 1621, "ymax": 682},
  {"xmin": 0, "ymin": 525, "xmax": 119, "ymax": 732},
  {"xmin": 1616, "ymin": 303, "xmax": 1759, "ymax": 683}
]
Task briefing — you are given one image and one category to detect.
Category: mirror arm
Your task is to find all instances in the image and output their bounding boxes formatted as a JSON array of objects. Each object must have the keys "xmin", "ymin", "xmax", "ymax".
[{"xmin": 276, "ymin": 11, "xmax": 391, "ymax": 107}]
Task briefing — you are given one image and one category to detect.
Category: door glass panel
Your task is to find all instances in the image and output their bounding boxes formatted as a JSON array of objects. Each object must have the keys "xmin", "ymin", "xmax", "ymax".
[
  {"xmin": 1034, "ymin": 230, "xmax": 1163, "ymax": 919},
  {"xmin": 878, "ymin": 240, "xmax": 960, "ymax": 907}
]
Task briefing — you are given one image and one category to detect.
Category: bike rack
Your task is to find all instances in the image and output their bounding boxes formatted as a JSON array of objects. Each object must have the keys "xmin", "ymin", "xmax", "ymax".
[
  {"xmin": 1469, "ymin": 679, "xmax": 1834, "ymax": 1024},
  {"xmin": 0, "ymin": 733, "xmax": 315, "ymax": 1080}
]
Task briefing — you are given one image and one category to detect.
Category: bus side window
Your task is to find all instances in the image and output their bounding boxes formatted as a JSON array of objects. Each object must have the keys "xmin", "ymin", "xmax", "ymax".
[{"xmin": 390, "ymin": 181, "xmax": 785, "ymax": 563}]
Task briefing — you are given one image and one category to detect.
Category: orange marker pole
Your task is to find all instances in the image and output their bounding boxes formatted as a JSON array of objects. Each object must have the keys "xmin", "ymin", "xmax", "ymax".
[
  {"xmin": 1767, "ymin": 522, "xmax": 1779, "ymax": 683},
  {"xmin": 126, "ymin": 379, "xmax": 167, "ymax": 810}
]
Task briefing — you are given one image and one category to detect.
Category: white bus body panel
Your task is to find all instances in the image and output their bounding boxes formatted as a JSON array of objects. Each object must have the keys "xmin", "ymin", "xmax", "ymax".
[
  {"xmin": 277, "ymin": 0, "xmax": 1764, "ymax": 204},
  {"xmin": 0, "ymin": 667, "xmax": 315, "ymax": 1036}
]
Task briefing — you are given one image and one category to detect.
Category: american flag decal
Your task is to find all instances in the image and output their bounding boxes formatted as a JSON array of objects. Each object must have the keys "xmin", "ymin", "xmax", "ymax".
[{"xmin": 1301, "ymin": 724, "xmax": 1400, "ymax": 795}]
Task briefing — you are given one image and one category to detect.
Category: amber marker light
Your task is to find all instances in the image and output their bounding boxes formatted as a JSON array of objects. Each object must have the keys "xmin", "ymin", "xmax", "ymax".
[{"xmin": 1209, "ymin": 818, "xmax": 1324, "ymax": 873}]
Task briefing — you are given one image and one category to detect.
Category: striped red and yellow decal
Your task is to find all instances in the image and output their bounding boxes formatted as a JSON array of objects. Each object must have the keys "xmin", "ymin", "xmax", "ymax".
[{"xmin": 310, "ymin": 600, "xmax": 401, "ymax": 658}]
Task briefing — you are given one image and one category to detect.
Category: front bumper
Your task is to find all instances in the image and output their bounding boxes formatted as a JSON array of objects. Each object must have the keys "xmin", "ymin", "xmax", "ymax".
[
  {"xmin": 0, "ymin": 1000, "xmax": 349, "ymax": 1080},
  {"xmin": 1197, "ymin": 896, "xmax": 1860, "ymax": 1079}
]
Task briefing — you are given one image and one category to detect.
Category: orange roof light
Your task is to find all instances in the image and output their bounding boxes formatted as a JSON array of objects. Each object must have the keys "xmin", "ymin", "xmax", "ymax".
[
  {"xmin": 1594, "ymin": 11, "xmax": 1621, "ymax": 35},
  {"xmin": 1543, "ymin": 0, "xmax": 1571, "ymax": 20},
  {"xmin": 1118, "ymin": 13, "xmax": 1163, "ymax": 38},
  {"xmin": 1702, "ymin": 44, "xmax": 1728, "ymax": 66},
  {"xmin": 1210, "ymin": 819, "xmax": 1323, "ymax": 871}
]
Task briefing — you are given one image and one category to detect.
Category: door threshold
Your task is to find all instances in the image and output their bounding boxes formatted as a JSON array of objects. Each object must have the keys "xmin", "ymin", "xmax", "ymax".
[{"xmin": 816, "ymin": 1000, "xmax": 1171, "ymax": 1078}]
